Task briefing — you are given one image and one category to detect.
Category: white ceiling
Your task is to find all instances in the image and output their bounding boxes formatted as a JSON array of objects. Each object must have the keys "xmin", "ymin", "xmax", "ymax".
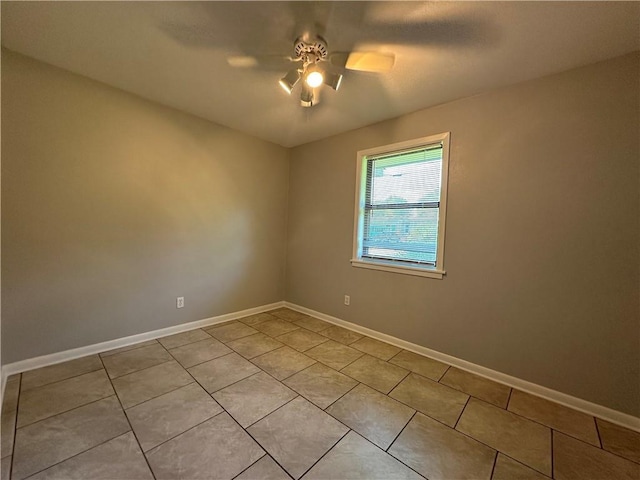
[{"xmin": 2, "ymin": 2, "xmax": 638, "ymax": 147}]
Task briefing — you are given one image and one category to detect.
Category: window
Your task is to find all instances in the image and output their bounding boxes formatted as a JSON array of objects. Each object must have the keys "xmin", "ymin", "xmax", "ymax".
[{"xmin": 352, "ymin": 132, "xmax": 450, "ymax": 279}]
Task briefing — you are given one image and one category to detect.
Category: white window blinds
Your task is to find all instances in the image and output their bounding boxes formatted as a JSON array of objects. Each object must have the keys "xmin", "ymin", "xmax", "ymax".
[{"xmin": 362, "ymin": 143, "xmax": 444, "ymax": 266}]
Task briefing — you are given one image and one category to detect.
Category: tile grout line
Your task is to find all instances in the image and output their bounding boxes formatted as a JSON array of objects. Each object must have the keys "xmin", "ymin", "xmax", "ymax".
[
  {"xmin": 17, "ymin": 432, "xmax": 136, "ymax": 480},
  {"xmin": 436, "ymin": 364, "xmax": 451, "ymax": 382},
  {"xmin": 453, "ymin": 395, "xmax": 471, "ymax": 430},
  {"xmin": 19, "ymin": 365, "xmax": 103, "ymax": 394},
  {"xmin": 14, "ymin": 394, "xmax": 123, "ymax": 432},
  {"xmin": 348, "ymin": 424, "xmax": 428, "ymax": 480},
  {"xmin": 8, "ymin": 373, "xmax": 23, "ymax": 480},
  {"xmin": 143, "ymin": 410, "xmax": 226, "ymax": 456},
  {"xmin": 243, "ymin": 395, "xmax": 301, "ymax": 430},
  {"xmin": 322, "ymin": 382, "xmax": 362, "ymax": 411},
  {"xmin": 223, "ymin": 401, "xmax": 298, "ymax": 479},
  {"xmin": 488, "ymin": 451, "xmax": 499, "ymax": 480},
  {"xmin": 274, "ymin": 330, "xmax": 331, "ymax": 351},
  {"xmin": 455, "ymin": 391, "xmax": 619, "ymax": 464},
  {"xmin": 593, "ymin": 416, "xmax": 603, "ymax": 449},
  {"xmin": 550, "ymin": 428, "xmax": 555, "ymax": 479},
  {"xmin": 16, "ymin": 388, "xmax": 116, "ymax": 430},
  {"xmin": 108, "ymin": 358, "xmax": 176, "ymax": 382},
  {"xmin": 505, "ymin": 386, "xmax": 514, "ymax": 410},
  {"xmin": 156, "ymin": 328, "xmax": 214, "ymax": 350},
  {"xmin": 121, "ymin": 380, "xmax": 198, "ymax": 411},
  {"xmin": 295, "ymin": 427, "xmax": 352, "ymax": 479},
  {"xmin": 385, "ymin": 410, "xmax": 417, "ymax": 453},
  {"xmin": 97, "ymin": 354, "xmax": 157, "ymax": 480},
  {"xmin": 99, "ymin": 339, "xmax": 160, "ymax": 358},
  {"xmin": 314, "ymin": 385, "xmax": 428, "ymax": 480},
  {"xmin": 501, "ymin": 400, "xmax": 610, "ymax": 455}
]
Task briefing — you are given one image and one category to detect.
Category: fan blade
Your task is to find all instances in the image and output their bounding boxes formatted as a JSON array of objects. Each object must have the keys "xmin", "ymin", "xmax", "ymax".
[
  {"xmin": 330, "ymin": 52, "xmax": 395, "ymax": 73},
  {"xmin": 227, "ymin": 55, "xmax": 298, "ymax": 69},
  {"xmin": 227, "ymin": 56, "xmax": 259, "ymax": 68}
]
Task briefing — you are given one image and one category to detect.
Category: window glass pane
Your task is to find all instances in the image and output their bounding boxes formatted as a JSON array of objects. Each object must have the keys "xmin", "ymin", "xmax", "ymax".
[{"xmin": 363, "ymin": 207, "xmax": 439, "ymax": 264}]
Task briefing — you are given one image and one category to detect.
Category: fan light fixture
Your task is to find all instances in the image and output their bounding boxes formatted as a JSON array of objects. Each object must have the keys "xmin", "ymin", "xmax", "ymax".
[
  {"xmin": 279, "ymin": 69, "xmax": 301, "ymax": 94},
  {"xmin": 228, "ymin": 35, "xmax": 395, "ymax": 108},
  {"xmin": 323, "ymin": 71, "xmax": 343, "ymax": 91},
  {"xmin": 279, "ymin": 36, "xmax": 342, "ymax": 107}
]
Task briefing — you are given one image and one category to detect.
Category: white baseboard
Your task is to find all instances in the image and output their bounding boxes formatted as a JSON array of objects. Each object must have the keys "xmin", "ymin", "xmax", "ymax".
[
  {"xmin": 2, "ymin": 299, "xmax": 637, "ymax": 433},
  {"xmin": 1, "ymin": 301, "xmax": 285, "ymax": 382},
  {"xmin": 284, "ymin": 302, "xmax": 640, "ymax": 433}
]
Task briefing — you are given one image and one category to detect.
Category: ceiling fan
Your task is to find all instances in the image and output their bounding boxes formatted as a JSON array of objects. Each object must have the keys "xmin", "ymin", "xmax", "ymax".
[{"xmin": 227, "ymin": 35, "xmax": 395, "ymax": 107}]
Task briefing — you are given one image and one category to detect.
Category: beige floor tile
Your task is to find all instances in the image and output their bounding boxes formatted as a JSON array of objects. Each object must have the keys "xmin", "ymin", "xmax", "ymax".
[
  {"xmin": 17, "ymin": 370, "xmax": 114, "ymax": 427},
  {"xmin": 270, "ymin": 308, "xmax": 310, "ymax": 322},
  {"xmin": 112, "ymin": 360, "xmax": 193, "ymax": 408},
  {"xmin": 1, "ymin": 455, "xmax": 10, "ymax": 480},
  {"xmin": 168, "ymin": 337, "xmax": 232, "ymax": 368},
  {"xmin": 389, "ymin": 412, "xmax": 496, "ymax": 480},
  {"xmin": 2, "ymin": 375, "xmax": 21, "ymax": 413},
  {"xmin": 293, "ymin": 316, "xmax": 333, "ymax": 333},
  {"xmin": 440, "ymin": 367, "xmax": 511, "ymax": 408},
  {"xmin": 236, "ymin": 456, "xmax": 290, "ymax": 480},
  {"xmin": 99, "ymin": 339, "xmax": 158, "ymax": 358},
  {"xmin": 283, "ymin": 363, "xmax": 358, "ymax": 409},
  {"xmin": 596, "ymin": 418, "xmax": 640, "ymax": 464},
  {"xmin": 157, "ymin": 328, "xmax": 211, "ymax": 350},
  {"xmin": 146, "ymin": 412, "xmax": 265, "ymax": 480},
  {"xmin": 239, "ymin": 312, "xmax": 278, "ymax": 326},
  {"xmin": 1, "ymin": 407, "xmax": 17, "ymax": 459},
  {"xmin": 28, "ymin": 432, "xmax": 153, "ymax": 480},
  {"xmin": 327, "ymin": 384, "xmax": 414, "ymax": 449},
  {"xmin": 456, "ymin": 398, "xmax": 551, "ymax": 476},
  {"xmin": 277, "ymin": 328, "xmax": 329, "ymax": 352},
  {"xmin": 304, "ymin": 431, "xmax": 423, "ymax": 480},
  {"xmin": 127, "ymin": 383, "xmax": 222, "ymax": 451},
  {"xmin": 553, "ymin": 431, "xmax": 639, "ymax": 480},
  {"xmin": 102, "ymin": 344, "xmax": 172, "ymax": 379},
  {"xmin": 351, "ymin": 337, "xmax": 402, "ymax": 361},
  {"xmin": 508, "ymin": 390, "xmax": 599, "ymax": 446},
  {"xmin": 321, "ymin": 325, "xmax": 364, "ymax": 345},
  {"xmin": 390, "ymin": 373, "xmax": 468, "ymax": 427},
  {"xmin": 248, "ymin": 396, "xmax": 349, "ymax": 479},
  {"xmin": 205, "ymin": 321, "xmax": 258, "ymax": 343},
  {"xmin": 306, "ymin": 340, "xmax": 364, "ymax": 370},
  {"xmin": 341, "ymin": 355, "xmax": 409, "ymax": 394},
  {"xmin": 254, "ymin": 318, "xmax": 300, "ymax": 337},
  {"xmin": 188, "ymin": 352, "xmax": 260, "ymax": 393},
  {"xmin": 213, "ymin": 372, "xmax": 297, "ymax": 427},
  {"xmin": 227, "ymin": 333, "xmax": 284, "ymax": 359},
  {"xmin": 492, "ymin": 453, "xmax": 550, "ymax": 480},
  {"xmin": 21, "ymin": 355, "xmax": 103, "ymax": 391},
  {"xmin": 12, "ymin": 396, "xmax": 130, "ymax": 480},
  {"xmin": 389, "ymin": 350, "xmax": 449, "ymax": 381},
  {"xmin": 252, "ymin": 346, "xmax": 316, "ymax": 380}
]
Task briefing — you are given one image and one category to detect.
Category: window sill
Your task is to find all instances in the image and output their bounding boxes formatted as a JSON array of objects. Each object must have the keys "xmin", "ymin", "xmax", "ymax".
[{"xmin": 350, "ymin": 259, "xmax": 445, "ymax": 279}]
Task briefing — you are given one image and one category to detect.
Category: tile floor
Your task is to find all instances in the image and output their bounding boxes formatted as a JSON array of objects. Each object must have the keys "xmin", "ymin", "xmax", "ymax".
[{"xmin": 1, "ymin": 307, "xmax": 639, "ymax": 480}]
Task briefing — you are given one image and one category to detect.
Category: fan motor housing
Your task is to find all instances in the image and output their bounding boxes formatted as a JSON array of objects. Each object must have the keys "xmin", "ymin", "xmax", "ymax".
[{"xmin": 294, "ymin": 37, "xmax": 328, "ymax": 61}]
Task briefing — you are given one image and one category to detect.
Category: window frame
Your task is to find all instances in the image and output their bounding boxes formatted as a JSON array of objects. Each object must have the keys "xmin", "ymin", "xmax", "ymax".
[{"xmin": 351, "ymin": 132, "xmax": 451, "ymax": 279}]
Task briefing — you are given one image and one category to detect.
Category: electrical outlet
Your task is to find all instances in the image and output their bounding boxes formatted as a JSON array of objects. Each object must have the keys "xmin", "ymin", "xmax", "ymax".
[
  {"xmin": 344, "ymin": 295, "xmax": 350, "ymax": 306},
  {"xmin": 176, "ymin": 296, "xmax": 184, "ymax": 309}
]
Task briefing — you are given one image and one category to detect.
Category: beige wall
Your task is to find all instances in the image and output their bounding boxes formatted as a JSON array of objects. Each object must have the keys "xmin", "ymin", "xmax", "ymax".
[
  {"xmin": 1, "ymin": 50, "xmax": 289, "ymax": 363},
  {"xmin": 286, "ymin": 52, "xmax": 640, "ymax": 416},
  {"xmin": 2, "ymin": 48, "xmax": 638, "ymax": 416}
]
